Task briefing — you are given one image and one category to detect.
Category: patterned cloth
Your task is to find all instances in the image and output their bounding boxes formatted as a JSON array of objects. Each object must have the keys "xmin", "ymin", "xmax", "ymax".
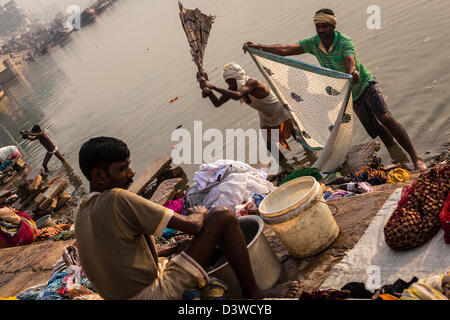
[
  {"xmin": 440, "ymin": 193, "xmax": 450, "ymax": 244},
  {"xmin": 353, "ymin": 80, "xmax": 390, "ymax": 139},
  {"xmin": 0, "ymin": 159, "xmax": 13, "ymax": 172},
  {"xmin": 400, "ymin": 272, "xmax": 450, "ymax": 300},
  {"xmin": 387, "ymin": 168, "xmax": 411, "ymax": 184},
  {"xmin": 0, "ymin": 208, "xmax": 37, "ymax": 249},
  {"xmin": 17, "ymin": 245, "xmax": 102, "ymax": 300},
  {"xmin": 355, "ymin": 165, "xmax": 387, "ymax": 186}
]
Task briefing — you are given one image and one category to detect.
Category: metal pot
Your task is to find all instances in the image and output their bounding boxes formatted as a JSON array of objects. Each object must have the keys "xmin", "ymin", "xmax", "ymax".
[{"xmin": 206, "ymin": 215, "xmax": 282, "ymax": 299}]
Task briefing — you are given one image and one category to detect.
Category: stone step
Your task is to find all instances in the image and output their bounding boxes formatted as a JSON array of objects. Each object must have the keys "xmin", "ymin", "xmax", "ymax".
[
  {"xmin": 150, "ymin": 178, "xmax": 185, "ymax": 205},
  {"xmin": 129, "ymin": 157, "xmax": 172, "ymax": 195}
]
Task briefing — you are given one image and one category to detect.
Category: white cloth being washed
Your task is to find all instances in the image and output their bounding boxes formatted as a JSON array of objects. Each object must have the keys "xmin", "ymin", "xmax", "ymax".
[{"xmin": 188, "ymin": 160, "xmax": 274, "ymax": 214}]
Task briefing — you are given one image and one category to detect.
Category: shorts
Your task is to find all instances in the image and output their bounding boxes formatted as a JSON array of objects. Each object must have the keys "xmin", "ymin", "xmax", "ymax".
[
  {"xmin": 128, "ymin": 251, "xmax": 210, "ymax": 300},
  {"xmin": 353, "ymin": 79, "xmax": 390, "ymax": 139},
  {"xmin": 47, "ymin": 147, "xmax": 58, "ymax": 155}
]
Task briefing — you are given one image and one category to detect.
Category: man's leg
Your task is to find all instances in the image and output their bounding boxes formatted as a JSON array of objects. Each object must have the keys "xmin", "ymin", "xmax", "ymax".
[
  {"xmin": 42, "ymin": 152, "xmax": 52, "ymax": 172},
  {"xmin": 184, "ymin": 207, "xmax": 299, "ymax": 298},
  {"xmin": 54, "ymin": 150, "xmax": 66, "ymax": 163},
  {"xmin": 378, "ymin": 112, "xmax": 426, "ymax": 170},
  {"xmin": 365, "ymin": 81, "xmax": 426, "ymax": 170},
  {"xmin": 264, "ymin": 127, "xmax": 291, "ymax": 171}
]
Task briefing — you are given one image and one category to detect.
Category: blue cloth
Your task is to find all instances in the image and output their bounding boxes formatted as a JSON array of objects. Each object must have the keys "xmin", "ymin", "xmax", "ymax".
[
  {"xmin": 17, "ymin": 271, "xmax": 69, "ymax": 300},
  {"xmin": 162, "ymin": 228, "xmax": 178, "ymax": 238},
  {"xmin": 252, "ymin": 193, "xmax": 265, "ymax": 207},
  {"xmin": 0, "ymin": 159, "xmax": 13, "ymax": 172}
]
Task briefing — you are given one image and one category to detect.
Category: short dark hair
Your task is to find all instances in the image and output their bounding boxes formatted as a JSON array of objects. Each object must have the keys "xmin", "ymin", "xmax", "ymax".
[
  {"xmin": 31, "ymin": 125, "xmax": 41, "ymax": 133},
  {"xmin": 79, "ymin": 137, "xmax": 130, "ymax": 181},
  {"xmin": 316, "ymin": 8, "xmax": 335, "ymax": 16}
]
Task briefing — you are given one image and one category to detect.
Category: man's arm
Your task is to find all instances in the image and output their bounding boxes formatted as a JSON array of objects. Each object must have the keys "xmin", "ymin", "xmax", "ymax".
[
  {"xmin": 198, "ymin": 75, "xmax": 231, "ymax": 108},
  {"xmin": 21, "ymin": 131, "xmax": 43, "ymax": 137},
  {"xmin": 344, "ymin": 55, "xmax": 360, "ymax": 83},
  {"xmin": 166, "ymin": 206, "xmax": 208, "ymax": 236},
  {"xmin": 203, "ymin": 87, "xmax": 231, "ymax": 108},
  {"xmin": 20, "ymin": 131, "xmax": 39, "ymax": 141},
  {"xmin": 243, "ymin": 41, "xmax": 305, "ymax": 56},
  {"xmin": 157, "ymin": 239, "xmax": 191, "ymax": 257},
  {"xmin": 206, "ymin": 78, "xmax": 258, "ymax": 101}
]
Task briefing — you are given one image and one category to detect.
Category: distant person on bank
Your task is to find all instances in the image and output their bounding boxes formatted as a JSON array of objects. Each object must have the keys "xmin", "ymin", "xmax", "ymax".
[
  {"xmin": 21, "ymin": 125, "xmax": 65, "ymax": 172},
  {"xmin": 0, "ymin": 145, "xmax": 21, "ymax": 165},
  {"xmin": 242, "ymin": 8, "xmax": 427, "ymax": 171},
  {"xmin": 0, "ymin": 145, "xmax": 22, "ymax": 172},
  {"xmin": 74, "ymin": 136, "xmax": 299, "ymax": 300}
]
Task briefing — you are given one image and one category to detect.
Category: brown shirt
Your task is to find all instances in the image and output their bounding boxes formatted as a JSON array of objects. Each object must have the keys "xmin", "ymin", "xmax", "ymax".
[{"xmin": 75, "ymin": 188, "xmax": 174, "ymax": 300}]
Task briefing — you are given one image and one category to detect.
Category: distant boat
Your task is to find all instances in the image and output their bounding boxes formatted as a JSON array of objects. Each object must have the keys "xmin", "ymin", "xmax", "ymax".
[
  {"xmin": 94, "ymin": 0, "xmax": 112, "ymax": 14},
  {"xmin": 52, "ymin": 26, "xmax": 75, "ymax": 43},
  {"xmin": 81, "ymin": 8, "xmax": 97, "ymax": 27}
]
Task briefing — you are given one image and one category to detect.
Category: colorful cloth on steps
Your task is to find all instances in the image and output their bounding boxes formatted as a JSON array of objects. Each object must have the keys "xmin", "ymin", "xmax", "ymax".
[
  {"xmin": 162, "ymin": 198, "xmax": 184, "ymax": 238},
  {"xmin": 0, "ymin": 208, "xmax": 37, "ymax": 249},
  {"xmin": 387, "ymin": 168, "xmax": 410, "ymax": 184},
  {"xmin": 355, "ymin": 166, "xmax": 387, "ymax": 185},
  {"xmin": 357, "ymin": 181, "xmax": 374, "ymax": 193},
  {"xmin": 163, "ymin": 198, "xmax": 184, "ymax": 214},
  {"xmin": 440, "ymin": 193, "xmax": 450, "ymax": 244},
  {"xmin": 280, "ymin": 168, "xmax": 323, "ymax": 185},
  {"xmin": 183, "ymin": 277, "xmax": 229, "ymax": 300},
  {"xmin": 400, "ymin": 272, "xmax": 450, "ymax": 300},
  {"xmin": 252, "ymin": 193, "xmax": 265, "ymax": 207},
  {"xmin": 0, "ymin": 159, "xmax": 13, "ymax": 171},
  {"xmin": 324, "ymin": 190, "xmax": 355, "ymax": 200}
]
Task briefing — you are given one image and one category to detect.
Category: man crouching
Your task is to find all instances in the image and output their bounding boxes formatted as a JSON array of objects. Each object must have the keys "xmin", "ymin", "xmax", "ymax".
[{"xmin": 75, "ymin": 137, "xmax": 299, "ymax": 300}]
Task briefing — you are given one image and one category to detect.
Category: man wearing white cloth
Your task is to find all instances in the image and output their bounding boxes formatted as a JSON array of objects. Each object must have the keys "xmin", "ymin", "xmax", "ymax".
[{"xmin": 199, "ymin": 62, "xmax": 305, "ymax": 168}]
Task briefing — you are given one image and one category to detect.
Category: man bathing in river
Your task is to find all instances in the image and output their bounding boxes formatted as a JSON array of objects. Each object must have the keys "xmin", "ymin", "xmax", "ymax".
[
  {"xmin": 21, "ymin": 125, "xmax": 66, "ymax": 172},
  {"xmin": 243, "ymin": 8, "xmax": 427, "ymax": 171},
  {"xmin": 74, "ymin": 137, "xmax": 299, "ymax": 299},
  {"xmin": 199, "ymin": 63, "xmax": 311, "ymax": 169}
]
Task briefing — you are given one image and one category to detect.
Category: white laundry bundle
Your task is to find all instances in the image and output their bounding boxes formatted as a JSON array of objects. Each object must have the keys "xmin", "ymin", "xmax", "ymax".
[{"xmin": 187, "ymin": 160, "xmax": 274, "ymax": 214}]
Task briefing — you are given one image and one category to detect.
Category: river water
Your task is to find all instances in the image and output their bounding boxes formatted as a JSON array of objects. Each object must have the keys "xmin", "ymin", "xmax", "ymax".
[{"xmin": 0, "ymin": 0, "xmax": 449, "ymax": 190}]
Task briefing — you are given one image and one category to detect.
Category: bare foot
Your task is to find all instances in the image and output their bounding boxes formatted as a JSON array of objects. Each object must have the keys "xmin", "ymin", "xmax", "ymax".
[
  {"xmin": 255, "ymin": 280, "xmax": 300, "ymax": 299},
  {"xmin": 413, "ymin": 159, "xmax": 427, "ymax": 171}
]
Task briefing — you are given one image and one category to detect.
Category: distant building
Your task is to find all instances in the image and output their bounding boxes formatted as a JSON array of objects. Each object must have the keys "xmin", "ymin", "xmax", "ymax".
[
  {"xmin": 0, "ymin": 0, "xmax": 27, "ymax": 35},
  {"xmin": 4, "ymin": 0, "xmax": 22, "ymax": 17}
]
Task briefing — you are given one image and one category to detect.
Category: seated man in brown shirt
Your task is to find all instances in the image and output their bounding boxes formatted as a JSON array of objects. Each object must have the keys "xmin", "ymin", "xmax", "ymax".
[
  {"xmin": 21, "ymin": 125, "xmax": 66, "ymax": 172},
  {"xmin": 75, "ymin": 136, "xmax": 299, "ymax": 300}
]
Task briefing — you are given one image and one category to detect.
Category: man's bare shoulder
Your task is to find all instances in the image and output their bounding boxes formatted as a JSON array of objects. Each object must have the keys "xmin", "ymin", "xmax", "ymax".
[{"xmin": 246, "ymin": 77, "xmax": 264, "ymax": 88}]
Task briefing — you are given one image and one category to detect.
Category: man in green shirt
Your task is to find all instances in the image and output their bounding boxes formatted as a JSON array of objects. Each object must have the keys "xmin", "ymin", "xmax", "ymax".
[{"xmin": 243, "ymin": 8, "xmax": 426, "ymax": 171}]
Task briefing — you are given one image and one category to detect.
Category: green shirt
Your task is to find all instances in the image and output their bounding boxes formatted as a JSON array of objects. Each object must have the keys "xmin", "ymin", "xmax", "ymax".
[{"xmin": 298, "ymin": 31, "xmax": 373, "ymax": 101}]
